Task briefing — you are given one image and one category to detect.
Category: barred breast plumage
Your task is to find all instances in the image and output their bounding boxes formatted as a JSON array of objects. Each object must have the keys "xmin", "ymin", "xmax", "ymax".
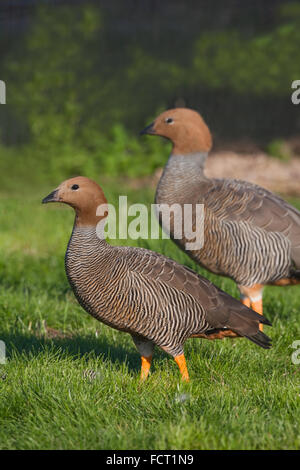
[
  {"xmin": 43, "ymin": 176, "xmax": 271, "ymax": 382},
  {"xmin": 141, "ymin": 107, "xmax": 300, "ymax": 324}
]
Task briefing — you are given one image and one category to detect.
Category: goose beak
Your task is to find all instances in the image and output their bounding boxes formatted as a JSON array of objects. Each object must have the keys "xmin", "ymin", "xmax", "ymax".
[
  {"xmin": 42, "ymin": 189, "xmax": 59, "ymax": 204},
  {"xmin": 139, "ymin": 122, "xmax": 156, "ymax": 135}
]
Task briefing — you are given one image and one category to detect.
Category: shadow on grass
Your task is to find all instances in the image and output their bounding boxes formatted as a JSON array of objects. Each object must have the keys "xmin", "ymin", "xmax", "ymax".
[{"xmin": 0, "ymin": 330, "xmax": 148, "ymax": 373}]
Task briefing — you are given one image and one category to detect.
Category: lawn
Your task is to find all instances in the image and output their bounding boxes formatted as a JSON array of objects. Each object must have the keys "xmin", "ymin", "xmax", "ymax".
[{"xmin": 0, "ymin": 181, "xmax": 299, "ymax": 450}]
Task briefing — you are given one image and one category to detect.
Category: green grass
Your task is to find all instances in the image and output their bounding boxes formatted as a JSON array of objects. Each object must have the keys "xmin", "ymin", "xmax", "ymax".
[{"xmin": 0, "ymin": 183, "xmax": 299, "ymax": 450}]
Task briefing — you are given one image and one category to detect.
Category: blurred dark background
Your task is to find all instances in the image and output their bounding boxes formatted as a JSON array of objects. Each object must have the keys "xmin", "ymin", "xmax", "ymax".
[{"xmin": 0, "ymin": 0, "xmax": 299, "ymax": 188}]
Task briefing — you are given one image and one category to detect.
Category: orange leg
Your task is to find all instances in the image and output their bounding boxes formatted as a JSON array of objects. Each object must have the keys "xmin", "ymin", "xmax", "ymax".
[
  {"xmin": 140, "ymin": 355, "xmax": 152, "ymax": 381},
  {"xmin": 241, "ymin": 296, "xmax": 251, "ymax": 308},
  {"xmin": 174, "ymin": 354, "xmax": 190, "ymax": 382},
  {"xmin": 239, "ymin": 284, "xmax": 264, "ymax": 332},
  {"xmin": 251, "ymin": 298, "xmax": 264, "ymax": 331}
]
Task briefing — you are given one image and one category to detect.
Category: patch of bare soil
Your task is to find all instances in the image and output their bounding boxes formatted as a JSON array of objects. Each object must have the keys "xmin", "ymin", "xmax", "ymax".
[
  {"xmin": 206, "ymin": 152, "xmax": 300, "ymax": 197},
  {"xmin": 132, "ymin": 152, "xmax": 300, "ymax": 197}
]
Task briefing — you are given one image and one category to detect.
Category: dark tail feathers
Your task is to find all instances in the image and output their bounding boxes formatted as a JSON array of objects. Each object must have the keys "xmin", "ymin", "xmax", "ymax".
[
  {"xmin": 245, "ymin": 330, "xmax": 272, "ymax": 349},
  {"xmin": 226, "ymin": 307, "xmax": 272, "ymax": 349},
  {"xmin": 259, "ymin": 315, "xmax": 272, "ymax": 326}
]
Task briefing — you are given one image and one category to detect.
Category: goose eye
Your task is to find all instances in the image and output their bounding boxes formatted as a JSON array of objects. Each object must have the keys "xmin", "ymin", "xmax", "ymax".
[
  {"xmin": 71, "ymin": 184, "xmax": 79, "ymax": 190},
  {"xmin": 165, "ymin": 117, "xmax": 174, "ymax": 124}
]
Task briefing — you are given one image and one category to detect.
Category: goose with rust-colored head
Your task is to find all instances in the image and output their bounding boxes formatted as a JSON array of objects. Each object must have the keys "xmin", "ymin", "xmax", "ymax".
[
  {"xmin": 43, "ymin": 176, "xmax": 271, "ymax": 382},
  {"xmin": 141, "ymin": 107, "xmax": 300, "ymax": 326},
  {"xmin": 42, "ymin": 176, "xmax": 108, "ymax": 227}
]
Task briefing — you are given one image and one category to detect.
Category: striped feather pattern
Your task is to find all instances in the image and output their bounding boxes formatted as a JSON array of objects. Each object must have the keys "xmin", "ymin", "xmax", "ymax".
[
  {"xmin": 156, "ymin": 153, "xmax": 300, "ymax": 287},
  {"xmin": 65, "ymin": 226, "xmax": 270, "ymax": 357}
]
